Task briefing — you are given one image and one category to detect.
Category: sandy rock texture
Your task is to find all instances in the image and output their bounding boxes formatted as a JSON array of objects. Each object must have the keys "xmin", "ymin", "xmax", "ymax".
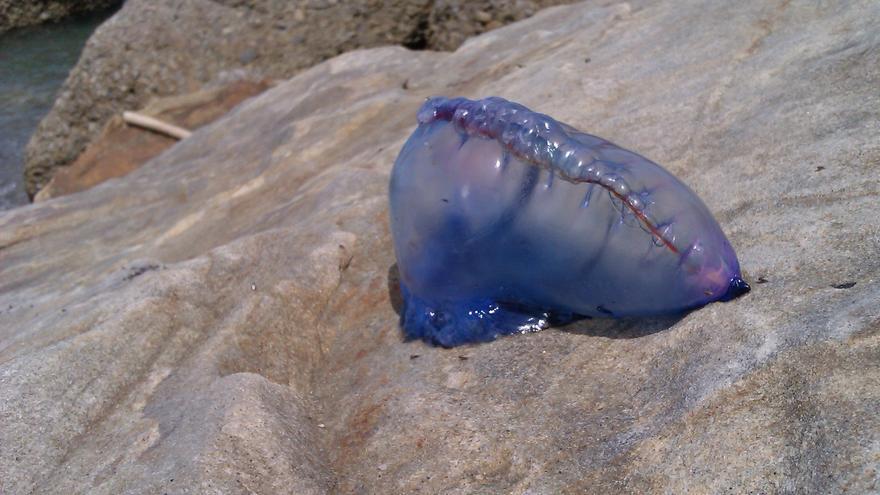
[
  {"xmin": 22, "ymin": 0, "xmax": 574, "ymax": 197},
  {"xmin": 0, "ymin": 0, "xmax": 119, "ymax": 33},
  {"xmin": 2, "ymin": 0, "xmax": 879, "ymax": 493}
]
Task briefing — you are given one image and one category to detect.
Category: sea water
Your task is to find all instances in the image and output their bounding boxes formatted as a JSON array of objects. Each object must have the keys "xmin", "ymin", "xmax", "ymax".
[{"xmin": 0, "ymin": 9, "xmax": 116, "ymax": 210}]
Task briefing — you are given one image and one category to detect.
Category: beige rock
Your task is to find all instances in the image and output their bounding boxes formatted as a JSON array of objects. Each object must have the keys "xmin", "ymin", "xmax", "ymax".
[{"xmin": 1, "ymin": 1, "xmax": 879, "ymax": 493}]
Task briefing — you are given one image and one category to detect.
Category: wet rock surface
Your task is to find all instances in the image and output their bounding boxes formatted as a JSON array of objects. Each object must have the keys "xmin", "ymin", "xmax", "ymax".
[
  {"xmin": 2, "ymin": 1, "xmax": 878, "ymax": 493},
  {"xmin": 22, "ymin": 0, "xmax": 574, "ymax": 197}
]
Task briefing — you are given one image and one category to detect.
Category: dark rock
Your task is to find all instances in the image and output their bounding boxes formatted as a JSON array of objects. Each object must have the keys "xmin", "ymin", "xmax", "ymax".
[{"xmin": 0, "ymin": 0, "xmax": 120, "ymax": 33}]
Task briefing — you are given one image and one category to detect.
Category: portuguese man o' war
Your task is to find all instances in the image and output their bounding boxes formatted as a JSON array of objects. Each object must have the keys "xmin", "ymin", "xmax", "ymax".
[{"xmin": 389, "ymin": 96, "xmax": 749, "ymax": 347}]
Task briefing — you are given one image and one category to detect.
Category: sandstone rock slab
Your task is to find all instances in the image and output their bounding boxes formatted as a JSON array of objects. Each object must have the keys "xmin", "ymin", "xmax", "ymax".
[{"xmin": 2, "ymin": 0, "xmax": 879, "ymax": 493}]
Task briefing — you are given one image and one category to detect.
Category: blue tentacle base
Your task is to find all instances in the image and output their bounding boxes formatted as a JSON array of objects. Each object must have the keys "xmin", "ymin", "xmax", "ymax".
[{"xmin": 399, "ymin": 285, "xmax": 580, "ymax": 347}]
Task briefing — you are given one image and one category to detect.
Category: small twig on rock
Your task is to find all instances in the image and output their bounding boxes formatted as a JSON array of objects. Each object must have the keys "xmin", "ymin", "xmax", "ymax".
[{"xmin": 122, "ymin": 111, "xmax": 192, "ymax": 139}]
